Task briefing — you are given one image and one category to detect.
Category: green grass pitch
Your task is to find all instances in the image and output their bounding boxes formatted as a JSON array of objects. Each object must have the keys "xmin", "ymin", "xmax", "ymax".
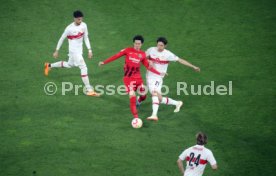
[{"xmin": 0, "ymin": 0, "xmax": 275, "ymax": 175}]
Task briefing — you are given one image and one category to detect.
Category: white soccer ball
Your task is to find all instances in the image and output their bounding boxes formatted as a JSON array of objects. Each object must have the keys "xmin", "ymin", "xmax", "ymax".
[{"xmin": 131, "ymin": 118, "xmax": 143, "ymax": 128}]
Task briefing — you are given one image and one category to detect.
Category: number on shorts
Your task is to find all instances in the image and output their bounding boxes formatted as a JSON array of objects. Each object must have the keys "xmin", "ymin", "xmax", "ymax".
[{"xmin": 155, "ymin": 81, "xmax": 159, "ymax": 86}]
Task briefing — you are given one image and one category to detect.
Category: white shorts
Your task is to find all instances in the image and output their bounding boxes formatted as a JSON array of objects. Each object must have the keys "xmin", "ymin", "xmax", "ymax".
[
  {"xmin": 147, "ymin": 77, "xmax": 163, "ymax": 93},
  {"xmin": 68, "ymin": 54, "xmax": 86, "ymax": 67}
]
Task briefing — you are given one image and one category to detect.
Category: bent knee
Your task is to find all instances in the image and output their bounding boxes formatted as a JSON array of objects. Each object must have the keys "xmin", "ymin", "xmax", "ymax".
[
  {"xmin": 80, "ymin": 65, "xmax": 87, "ymax": 70},
  {"xmin": 129, "ymin": 90, "xmax": 136, "ymax": 97},
  {"xmin": 80, "ymin": 66, "xmax": 88, "ymax": 75},
  {"xmin": 151, "ymin": 90, "xmax": 158, "ymax": 96}
]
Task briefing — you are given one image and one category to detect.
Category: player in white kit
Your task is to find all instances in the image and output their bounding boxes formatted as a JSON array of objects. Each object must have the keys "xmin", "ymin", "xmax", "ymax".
[
  {"xmin": 44, "ymin": 10, "xmax": 99, "ymax": 96},
  {"xmin": 143, "ymin": 37, "xmax": 200, "ymax": 121},
  {"xmin": 177, "ymin": 132, "xmax": 218, "ymax": 176}
]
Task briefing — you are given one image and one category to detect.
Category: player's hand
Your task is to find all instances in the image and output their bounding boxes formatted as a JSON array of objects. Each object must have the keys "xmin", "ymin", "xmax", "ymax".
[
  {"xmin": 149, "ymin": 60, "xmax": 154, "ymax": 67},
  {"xmin": 53, "ymin": 50, "xmax": 59, "ymax": 59},
  {"xmin": 88, "ymin": 51, "xmax": 93, "ymax": 59},
  {"xmin": 160, "ymin": 72, "xmax": 168, "ymax": 77},
  {"xmin": 193, "ymin": 66, "xmax": 200, "ymax": 72},
  {"xmin": 98, "ymin": 61, "xmax": 104, "ymax": 67}
]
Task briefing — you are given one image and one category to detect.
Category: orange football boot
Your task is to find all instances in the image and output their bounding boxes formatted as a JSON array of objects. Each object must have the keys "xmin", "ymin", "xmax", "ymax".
[
  {"xmin": 86, "ymin": 91, "xmax": 100, "ymax": 97},
  {"xmin": 44, "ymin": 63, "xmax": 50, "ymax": 76}
]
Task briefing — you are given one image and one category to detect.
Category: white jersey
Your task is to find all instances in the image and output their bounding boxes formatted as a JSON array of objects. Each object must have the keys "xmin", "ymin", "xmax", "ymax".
[
  {"xmin": 146, "ymin": 47, "xmax": 179, "ymax": 79},
  {"xmin": 56, "ymin": 22, "xmax": 91, "ymax": 55},
  {"xmin": 179, "ymin": 145, "xmax": 217, "ymax": 176}
]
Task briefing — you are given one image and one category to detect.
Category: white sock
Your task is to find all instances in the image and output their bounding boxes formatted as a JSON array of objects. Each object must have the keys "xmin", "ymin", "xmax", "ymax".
[
  {"xmin": 161, "ymin": 97, "xmax": 178, "ymax": 106},
  {"xmin": 81, "ymin": 76, "xmax": 93, "ymax": 92},
  {"xmin": 152, "ymin": 96, "xmax": 160, "ymax": 116},
  {"xmin": 79, "ymin": 66, "xmax": 93, "ymax": 92},
  {"xmin": 50, "ymin": 61, "xmax": 70, "ymax": 68}
]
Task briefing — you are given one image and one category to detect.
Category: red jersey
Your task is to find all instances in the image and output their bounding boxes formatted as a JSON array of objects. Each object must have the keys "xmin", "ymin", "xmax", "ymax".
[{"xmin": 103, "ymin": 47, "xmax": 161, "ymax": 79}]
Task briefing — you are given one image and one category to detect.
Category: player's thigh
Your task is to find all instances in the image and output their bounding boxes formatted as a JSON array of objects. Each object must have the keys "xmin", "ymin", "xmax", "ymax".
[
  {"xmin": 124, "ymin": 78, "xmax": 141, "ymax": 94},
  {"xmin": 76, "ymin": 55, "xmax": 87, "ymax": 67},
  {"xmin": 156, "ymin": 79, "xmax": 163, "ymax": 93},
  {"xmin": 123, "ymin": 78, "xmax": 133, "ymax": 94},
  {"xmin": 146, "ymin": 78, "xmax": 155, "ymax": 93},
  {"xmin": 137, "ymin": 79, "xmax": 147, "ymax": 95},
  {"xmin": 75, "ymin": 55, "xmax": 88, "ymax": 75},
  {"xmin": 147, "ymin": 78, "xmax": 162, "ymax": 94},
  {"xmin": 69, "ymin": 54, "xmax": 86, "ymax": 68},
  {"xmin": 67, "ymin": 55, "xmax": 75, "ymax": 67}
]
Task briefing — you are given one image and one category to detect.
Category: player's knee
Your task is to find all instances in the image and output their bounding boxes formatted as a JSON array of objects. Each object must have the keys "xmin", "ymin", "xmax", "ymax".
[
  {"xmin": 62, "ymin": 61, "xmax": 71, "ymax": 68},
  {"xmin": 157, "ymin": 93, "xmax": 162, "ymax": 101},
  {"xmin": 139, "ymin": 87, "xmax": 145, "ymax": 93},
  {"xmin": 151, "ymin": 90, "xmax": 158, "ymax": 96},
  {"xmin": 129, "ymin": 91, "xmax": 136, "ymax": 97},
  {"xmin": 158, "ymin": 96, "xmax": 163, "ymax": 102},
  {"xmin": 137, "ymin": 85, "xmax": 147, "ymax": 96},
  {"xmin": 80, "ymin": 66, "xmax": 88, "ymax": 75}
]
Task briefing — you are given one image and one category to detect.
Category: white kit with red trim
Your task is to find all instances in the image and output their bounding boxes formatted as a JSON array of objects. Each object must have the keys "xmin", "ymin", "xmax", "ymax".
[
  {"xmin": 56, "ymin": 22, "xmax": 91, "ymax": 56},
  {"xmin": 145, "ymin": 47, "xmax": 179, "ymax": 93},
  {"xmin": 179, "ymin": 145, "xmax": 217, "ymax": 176},
  {"xmin": 146, "ymin": 47, "xmax": 179, "ymax": 79}
]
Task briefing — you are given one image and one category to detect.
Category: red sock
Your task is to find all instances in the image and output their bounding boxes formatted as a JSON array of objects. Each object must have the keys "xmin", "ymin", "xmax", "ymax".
[
  {"xmin": 130, "ymin": 96, "xmax": 138, "ymax": 118},
  {"xmin": 138, "ymin": 94, "xmax": 147, "ymax": 103}
]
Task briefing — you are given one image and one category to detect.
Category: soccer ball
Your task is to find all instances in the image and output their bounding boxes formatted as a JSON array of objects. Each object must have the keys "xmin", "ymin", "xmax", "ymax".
[{"xmin": 131, "ymin": 118, "xmax": 143, "ymax": 128}]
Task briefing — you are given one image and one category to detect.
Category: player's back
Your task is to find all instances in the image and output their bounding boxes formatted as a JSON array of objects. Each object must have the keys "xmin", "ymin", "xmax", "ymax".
[{"xmin": 179, "ymin": 145, "xmax": 216, "ymax": 176}]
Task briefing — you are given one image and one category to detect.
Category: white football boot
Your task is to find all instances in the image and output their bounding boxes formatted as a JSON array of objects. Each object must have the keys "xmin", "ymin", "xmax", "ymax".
[
  {"xmin": 146, "ymin": 116, "xmax": 159, "ymax": 121},
  {"xmin": 174, "ymin": 101, "xmax": 183, "ymax": 113}
]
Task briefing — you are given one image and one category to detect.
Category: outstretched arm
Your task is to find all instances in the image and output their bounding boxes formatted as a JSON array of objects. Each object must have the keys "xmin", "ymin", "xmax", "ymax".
[
  {"xmin": 141, "ymin": 57, "xmax": 165, "ymax": 76},
  {"xmin": 178, "ymin": 58, "xmax": 200, "ymax": 72},
  {"xmin": 98, "ymin": 49, "xmax": 126, "ymax": 66}
]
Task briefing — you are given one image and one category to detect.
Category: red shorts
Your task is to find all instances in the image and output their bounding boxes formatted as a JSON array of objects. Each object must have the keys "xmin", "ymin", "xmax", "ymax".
[{"xmin": 123, "ymin": 77, "xmax": 145, "ymax": 93}]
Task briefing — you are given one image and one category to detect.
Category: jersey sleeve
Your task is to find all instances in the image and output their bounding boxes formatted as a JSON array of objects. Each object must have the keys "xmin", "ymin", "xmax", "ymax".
[
  {"xmin": 167, "ymin": 51, "xmax": 179, "ymax": 62},
  {"xmin": 146, "ymin": 47, "xmax": 152, "ymax": 57},
  {"xmin": 56, "ymin": 27, "xmax": 69, "ymax": 51},
  {"xmin": 84, "ymin": 24, "xmax": 92, "ymax": 51},
  {"xmin": 179, "ymin": 149, "xmax": 189, "ymax": 161},
  {"xmin": 103, "ymin": 48, "xmax": 127, "ymax": 64},
  {"xmin": 207, "ymin": 150, "xmax": 217, "ymax": 165},
  {"xmin": 141, "ymin": 55, "xmax": 161, "ymax": 75}
]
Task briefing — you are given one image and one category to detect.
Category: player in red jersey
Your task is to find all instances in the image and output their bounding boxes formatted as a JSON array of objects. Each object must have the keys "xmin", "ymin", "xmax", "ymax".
[{"xmin": 98, "ymin": 35, "xmax": 165, "ymax": 119}]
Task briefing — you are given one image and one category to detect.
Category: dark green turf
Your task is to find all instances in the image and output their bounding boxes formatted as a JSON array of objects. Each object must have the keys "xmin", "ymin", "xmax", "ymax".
[{"xmin": 0, "ymin": 0, "xmax": 275, "ymax": 175}]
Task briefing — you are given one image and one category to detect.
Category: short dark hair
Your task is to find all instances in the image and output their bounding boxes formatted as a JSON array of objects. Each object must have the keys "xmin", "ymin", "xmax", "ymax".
[
  {"xmin": 73, "ymin": 10, "xmax": 84, "ymax": 18},
  {"xmin": 196, "ymin": 132, "xmax": 208, "ymax": 145},
  {"xmin": 133, "ymin": 35, "xmax": 144, "ymax": 44},
  {"xmin": 157, "ymin": 37, "xmax": 168, "ymax": 45}
]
